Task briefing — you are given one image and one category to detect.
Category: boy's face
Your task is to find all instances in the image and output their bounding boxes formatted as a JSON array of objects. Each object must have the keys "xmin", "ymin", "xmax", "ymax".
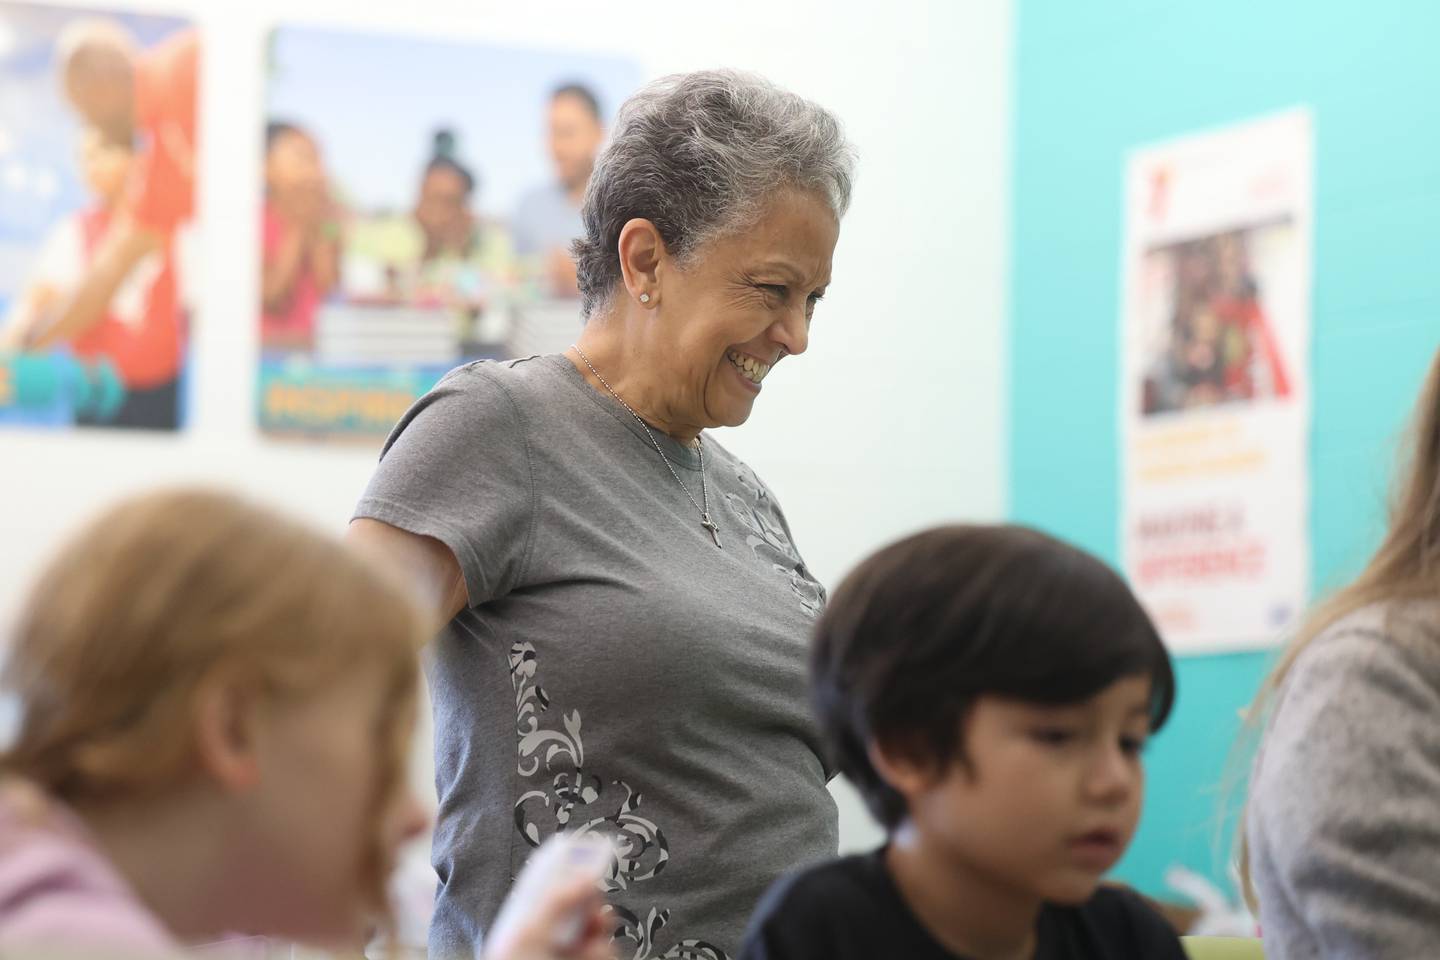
[{"xmin": 899, "ymin": 676, "xmax": 1152, "ymax": 905}]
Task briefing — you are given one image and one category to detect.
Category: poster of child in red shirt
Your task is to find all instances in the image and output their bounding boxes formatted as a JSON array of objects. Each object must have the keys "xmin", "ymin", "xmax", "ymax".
[{"xmin": 0, "ymin": 3, "xmax": 197, "ymax": 431}]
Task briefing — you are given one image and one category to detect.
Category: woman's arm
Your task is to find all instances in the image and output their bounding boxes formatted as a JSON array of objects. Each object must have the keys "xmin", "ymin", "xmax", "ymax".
[
  {"xmin": 347, "ymin": 518, "xmax": 468, "ymax": 625},
  {"xmin": 349, "ymin": 365, "xmax": 535, "ymax": 619}
]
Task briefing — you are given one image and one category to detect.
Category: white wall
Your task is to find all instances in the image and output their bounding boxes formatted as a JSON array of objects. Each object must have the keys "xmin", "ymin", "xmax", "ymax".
[{"xmin": 1, "ymin": 0, "xmax": 1011, "ymax": 858}]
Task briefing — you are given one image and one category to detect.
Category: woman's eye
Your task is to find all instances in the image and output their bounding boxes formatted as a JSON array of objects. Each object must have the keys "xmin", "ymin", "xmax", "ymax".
[{"xmin": 760, "ymin": 284, "xmax": 788, "ymax": 300}]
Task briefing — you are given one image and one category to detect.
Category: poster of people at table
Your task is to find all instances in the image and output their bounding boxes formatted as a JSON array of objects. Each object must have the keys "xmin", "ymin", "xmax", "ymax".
[
  {"xmin": 0, "ymin": 2, "xmax": 197, "ymax": 431},
  {"xmin": 1121, "ymin": 110, "xmax": 1313, "ymax": 652},
  {"xmin": 258, "ymin": 25, "xmax": 641, "ymax": 438}
]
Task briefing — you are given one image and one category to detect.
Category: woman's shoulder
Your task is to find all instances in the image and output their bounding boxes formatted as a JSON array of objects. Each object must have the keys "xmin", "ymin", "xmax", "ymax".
[
  {"xmin": 387, "ymin": 356, "xmax": 564, "ymax": 442},
  {"xmin": 1284, "ymin": 600, "xmax": 1440, "ymax": 707},
  {"xmin": 1316, "ymin": 599, "xmax": 1440, "ymax": 643},
  {"xmin": 1255, "ymin": 600, "xmax": 1440, "ymax": 799},
  {"xmin": 435, "ymin": 354, "xmax": 556, "ymax": 392}
]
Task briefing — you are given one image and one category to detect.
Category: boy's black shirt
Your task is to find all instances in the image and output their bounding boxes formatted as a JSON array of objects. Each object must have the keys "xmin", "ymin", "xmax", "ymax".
[{"xmin": 740, "ymin": 849, "xmax": 1188, "ymax": 960}]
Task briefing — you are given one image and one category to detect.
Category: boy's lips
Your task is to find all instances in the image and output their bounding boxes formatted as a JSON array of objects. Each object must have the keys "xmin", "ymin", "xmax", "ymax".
[{"xmin": 1068, "ymin": 829, "xmax": 1124, "ymax": 868}]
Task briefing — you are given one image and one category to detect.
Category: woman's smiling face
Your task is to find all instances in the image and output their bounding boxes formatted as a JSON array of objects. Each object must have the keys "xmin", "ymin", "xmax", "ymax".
[{"xmin": 648, "ymin": 187, "xmax": 839, "ymax": 432}]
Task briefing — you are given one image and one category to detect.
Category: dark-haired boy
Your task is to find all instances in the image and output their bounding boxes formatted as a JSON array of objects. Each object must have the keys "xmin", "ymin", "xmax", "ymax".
[{"xmin": 741, "ymin": 525, "xmax": 1188, "ymax": 960}]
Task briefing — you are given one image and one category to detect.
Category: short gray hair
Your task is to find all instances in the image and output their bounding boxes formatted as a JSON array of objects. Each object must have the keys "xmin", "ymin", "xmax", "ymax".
[{"xmin": 573, "ymin": 69, "xmax": 856, "ymax": 318}]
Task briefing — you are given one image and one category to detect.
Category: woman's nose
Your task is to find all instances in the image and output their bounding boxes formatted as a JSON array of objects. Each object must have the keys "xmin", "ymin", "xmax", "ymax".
[{"xmin": 772, "ymin": 307, "xmax": 810, "ymax": 357}]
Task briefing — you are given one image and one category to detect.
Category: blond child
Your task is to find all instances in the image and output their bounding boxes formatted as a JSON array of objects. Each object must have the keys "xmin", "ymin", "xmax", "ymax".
[{"xmin": 0, "ymin": 488, "xmax": 611, "ymax": 959}]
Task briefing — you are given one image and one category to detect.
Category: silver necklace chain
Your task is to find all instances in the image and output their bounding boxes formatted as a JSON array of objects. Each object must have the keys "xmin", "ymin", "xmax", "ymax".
[{"xmin": 572, "ymin": 344, "xmax": 722, "ymax": 548}]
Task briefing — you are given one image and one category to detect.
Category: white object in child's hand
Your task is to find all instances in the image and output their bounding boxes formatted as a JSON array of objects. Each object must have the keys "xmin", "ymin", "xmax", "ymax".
[
  {"xmin": 485, "ymin": 832, "xmax": 614, "ymax": 956},
  {"xmin": 1164, "ymin": 864, "xmax": 1258, "ymax": 937}
]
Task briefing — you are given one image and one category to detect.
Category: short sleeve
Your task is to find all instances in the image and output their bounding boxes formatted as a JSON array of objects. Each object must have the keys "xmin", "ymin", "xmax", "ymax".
[
  {"xmin": 739, "ymin": 874, "xmax": 834, "ymax": 960},
  {"xmin": 128, "ymin": 130, "xmax": 190, "ymax": 236},
  {"xmin": 128, "ymin": 37, "xmax": 198, "ymax": 236},
  {"xmin": 1248, "ymin": 625, "xmax": 1440, "ymax": 958},
  {"xmin": 353, "ymin": 365, "xmax": 536, "ymax": 606}
]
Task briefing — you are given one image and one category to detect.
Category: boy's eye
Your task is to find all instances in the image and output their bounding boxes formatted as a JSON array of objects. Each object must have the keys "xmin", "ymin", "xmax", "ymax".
[
  {"xmin": 1030, "ymin": 728, "xmax": 1077, "ymax": 747},
  {"xmin": 1120, "ymin": 735, "xmax": 1149, "ymax": 756}
]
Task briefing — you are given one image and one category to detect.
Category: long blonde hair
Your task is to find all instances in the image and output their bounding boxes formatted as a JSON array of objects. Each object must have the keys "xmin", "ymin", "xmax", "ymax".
[
  {"xmin": 1240, "ymin": 344, "xmax": 1440, "ymax": 902},
  {"xmin": 0, "ymin": 487, "xmax": 430, "ymax": 927}
]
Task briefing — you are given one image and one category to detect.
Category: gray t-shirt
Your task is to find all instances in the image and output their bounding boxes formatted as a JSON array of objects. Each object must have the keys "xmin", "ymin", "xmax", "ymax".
[
  {"xmin": 1247, "ymin": 601, "xmax": 1440, "ymax": 959},
  {"xmin": 355, "ymin": 354, "xmax": 838, "ymax": 960}
]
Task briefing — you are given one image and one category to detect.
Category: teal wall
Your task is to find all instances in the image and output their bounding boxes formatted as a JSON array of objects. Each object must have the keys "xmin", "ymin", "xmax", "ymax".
[{"xmin": 1010, "ymin": 0, "xmax": 1440, "ymax": 899}]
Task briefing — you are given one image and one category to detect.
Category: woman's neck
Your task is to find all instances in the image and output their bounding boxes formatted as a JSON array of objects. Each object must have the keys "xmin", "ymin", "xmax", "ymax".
[
  {"xmin": 568, "ymin": 322, "xmax": 702, "ymax": 446},
  {"xmin": 885, "ymin": 824, "xmax": 1042, "ymax": 960}
]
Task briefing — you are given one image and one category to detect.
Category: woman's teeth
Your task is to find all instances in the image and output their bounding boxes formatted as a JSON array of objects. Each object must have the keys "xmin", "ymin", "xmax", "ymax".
[{"xmin": 727, "ymin": 350, "xmax": 771, "ymax": 384}]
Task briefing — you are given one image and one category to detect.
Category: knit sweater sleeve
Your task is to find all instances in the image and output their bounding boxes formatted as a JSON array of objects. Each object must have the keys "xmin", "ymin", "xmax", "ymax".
[{"xmin": 1248, "ymin": 609, "xmax": 1440, "ymax": 958}]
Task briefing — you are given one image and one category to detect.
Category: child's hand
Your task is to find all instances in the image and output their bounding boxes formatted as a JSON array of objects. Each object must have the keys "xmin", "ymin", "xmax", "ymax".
[
  {"xmin": 482, "ymin": 867, "xmax": 615, "ymax": 960},
  {"xmin": 483, "ymin": 833, "xmax": 617, "ymax": 960},
  {"xmin": 274, "ymin": 182, "xmax": 333, "ymax": 234}
]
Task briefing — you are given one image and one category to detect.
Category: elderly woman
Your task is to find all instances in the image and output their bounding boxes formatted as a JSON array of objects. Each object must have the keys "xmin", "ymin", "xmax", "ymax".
[{"xmin": 348, "ymin": 71, "xmax": 854, "ymax": 960}]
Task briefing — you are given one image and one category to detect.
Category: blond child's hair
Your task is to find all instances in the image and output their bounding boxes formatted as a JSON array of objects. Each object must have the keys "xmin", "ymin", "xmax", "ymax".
[{"xmin": 0, "ymin": 487, "xmax": 431, "ymax": 928}]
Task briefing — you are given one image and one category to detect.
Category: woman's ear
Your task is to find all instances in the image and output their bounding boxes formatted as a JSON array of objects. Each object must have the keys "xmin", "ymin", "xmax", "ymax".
[
  {"xmin": 191, "ymin": 666, "xmax": 263, "ymax": 792},
  {"xmin": 616, "ymin": 218, "xmax": 665, "ymax": 307}
]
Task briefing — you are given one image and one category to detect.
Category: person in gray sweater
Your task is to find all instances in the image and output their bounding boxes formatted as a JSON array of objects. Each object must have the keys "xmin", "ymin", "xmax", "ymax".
[{"xmin": 1246, "ymin": 343, "xmax": 1440, "ymax": 959}]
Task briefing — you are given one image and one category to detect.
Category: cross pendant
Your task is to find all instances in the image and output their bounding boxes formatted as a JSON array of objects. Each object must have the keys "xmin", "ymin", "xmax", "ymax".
[{"xmin": 700, "ymin": 513, "xmax": 722, "ymax": 548}]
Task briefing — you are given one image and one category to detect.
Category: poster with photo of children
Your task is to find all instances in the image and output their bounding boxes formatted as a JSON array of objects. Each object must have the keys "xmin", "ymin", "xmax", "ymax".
[
  {"xmin": 1120, "ymin": 110, "xmax": 1313, "ymax": 652},
  {"xmin": 258, "ymin": 25, "xmax": 642, "ymax": 438},
  {"xmin": 0, "ymin": 2, "xmax": 197, "ymax": 431}
]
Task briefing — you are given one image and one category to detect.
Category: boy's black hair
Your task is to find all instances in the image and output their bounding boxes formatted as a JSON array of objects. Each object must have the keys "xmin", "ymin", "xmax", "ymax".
[{"xmin": 810, "ymin": 524, "xmax": 1176, "ymax": 830}]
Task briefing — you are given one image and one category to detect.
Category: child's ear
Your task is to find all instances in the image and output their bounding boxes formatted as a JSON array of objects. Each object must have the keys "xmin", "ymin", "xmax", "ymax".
[
  {"xmin": 868, "ymin": 735, "xmax": 944, "ymax": 799},
  {"xmin": 192, "ymin": 666, "xmax": 263, "ymax": 792}
]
